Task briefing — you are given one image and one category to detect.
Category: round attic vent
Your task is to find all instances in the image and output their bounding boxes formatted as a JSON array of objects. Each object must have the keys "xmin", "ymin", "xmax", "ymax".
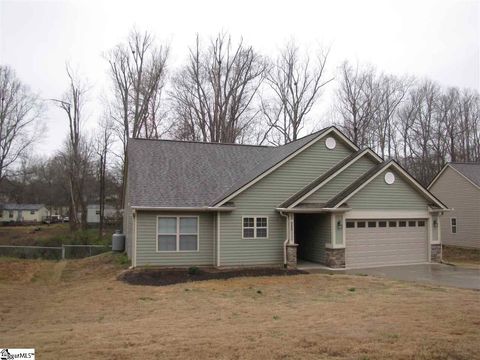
[
  {"xmin": 325, "ymin": 137, "xmax": 336, "ymax": 150},
  {"xmin": 384, "ymin": 171, "xmax": 395, "ymax": 185}
]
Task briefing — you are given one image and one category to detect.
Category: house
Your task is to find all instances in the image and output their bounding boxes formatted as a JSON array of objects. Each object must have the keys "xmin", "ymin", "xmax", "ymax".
[
  {"xmin": 428, "ymin": 163, "xmax": 480, "ymax": 249},
  {"xmin": 124, "ymin": 126, "xmax": 448, "ymax": 269},
  {"xmin": 0, "ymin": 204, "xmax": 48, "ymax": 223},
  {"xmin": 87, "ymin": 204, "xmax": 119, "ymax": 224}
]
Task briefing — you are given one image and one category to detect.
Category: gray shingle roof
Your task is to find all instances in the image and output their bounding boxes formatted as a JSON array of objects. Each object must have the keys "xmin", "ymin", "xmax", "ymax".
[
  {"xmin": 127, "ymin": 128, "xmax": 332, "ymax": 208},
  {"xmin": 0, "ymin": 204, "xmax": 45, "ymax": 211},
  {"xmin": 450, "ymin": 163, "xmax": 480, "ymax": 187}
]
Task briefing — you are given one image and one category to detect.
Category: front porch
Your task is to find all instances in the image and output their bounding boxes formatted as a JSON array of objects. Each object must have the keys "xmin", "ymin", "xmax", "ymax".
[{"xmin": 281, "ymin": 209, "xmax": 348, "ymax": 269}]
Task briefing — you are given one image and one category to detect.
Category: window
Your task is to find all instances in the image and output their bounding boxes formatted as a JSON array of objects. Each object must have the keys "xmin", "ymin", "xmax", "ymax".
[
  {"xmin": 379, "ymin": 221, "xmax": 387, "ymax": 228},
  {"xmin": 389, "ymin": 221, "xmax": 397, "ymax": 227},
  {"xmin": 96, "ymin": 210, "xmax": 101, "ymax": 215},
  {"xmin": 30, "ymin": 210, "xmax": 35, "ymax": 215},
  {"xmin": 399, "ymin": 221, "xmax": 407, "ymax": 227},
  {"xmin": 157, "ymin": 216, "xmax": 198, "ymax": 252},
  {"xmin": 0, "ymin": 212, "xmax": 2, "ymax": 218},
  {"xmin": 243, "ymin": 217, "xmax": 268, "ymax": 239},
  {"xmin": 357, "ymin": 221, "xmax": 366, "ymax": 228},
  {"xmin": 9, "ymin": 211, "xmax": 13, "ymax": 218},
  {"xmin": 408, "ymin": 220, "xmax": 416, "ymax": 227},
  {"xmin": 368, "ymin": 221, "xmax": 377, "ymax": 228},
  {"xmin": 451, "ymin": 218, "xmax": 457, "ymax": 234},
  {"xmin": 417, "ymin": 220, "xmax": 425, "ymax": 227},
  {"xmin": 346, "ymin": 221, "xmax": 355, "ymax": 228}
]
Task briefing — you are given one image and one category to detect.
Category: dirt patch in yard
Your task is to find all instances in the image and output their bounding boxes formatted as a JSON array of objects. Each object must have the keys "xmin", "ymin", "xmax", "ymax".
[{"xmin": 119, "ymin": 266, "xmax": 307, "ymax": 286}]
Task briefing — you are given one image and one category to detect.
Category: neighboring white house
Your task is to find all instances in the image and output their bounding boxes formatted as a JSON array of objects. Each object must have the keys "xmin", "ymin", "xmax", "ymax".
[
  {"xmin": 0, "ymin": 204, "xmax": 49, "ymax": 223},
  {"xmin": 86, "ymin": 204, "xmax": 118, "ymax": 224}
]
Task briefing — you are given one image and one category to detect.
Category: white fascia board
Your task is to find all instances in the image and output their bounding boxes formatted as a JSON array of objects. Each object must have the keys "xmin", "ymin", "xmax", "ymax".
[
  {"xmin": 334, "ymin": 161, "xmax": 448, "ymax": 210},
  {"xmin": 288, "ymin": 148, "xmax": 382, "ymax": 208},
  {"xmin": 427, "ymin": 164, "xmax": 449, "ymax": 190},
  {"xmin": 131, "ymin": 206, "xmax": 235, "ymax": 212},
  {"xmin": 213, "ymin": 127, "xmax": 359, "ymax": 208}
]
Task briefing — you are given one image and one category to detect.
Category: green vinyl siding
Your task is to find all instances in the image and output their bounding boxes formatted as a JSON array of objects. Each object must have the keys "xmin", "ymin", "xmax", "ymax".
[
  {"xmin": 135, "ymin": 211, "xmax": 214, "ymax": 266},
  {"xmin": 296, "ymin": 213, "xmax": 331, "ymax": 263},
  {"xmin": 302, "ymin": 155, "xmax": 376, "ymax": 204},
  {"xmin": 347, "ymin": 169, "xmax": 430, "ymax": 210},
  {"xmin": 219, "ymin": 135, "xmax": 353, "ymax": 266}
]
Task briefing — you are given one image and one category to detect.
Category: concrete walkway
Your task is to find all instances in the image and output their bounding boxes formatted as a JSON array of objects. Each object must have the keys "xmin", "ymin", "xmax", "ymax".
[{"xmin": 345, "ymin": 263, "xmax": 480, "ymax": 290}]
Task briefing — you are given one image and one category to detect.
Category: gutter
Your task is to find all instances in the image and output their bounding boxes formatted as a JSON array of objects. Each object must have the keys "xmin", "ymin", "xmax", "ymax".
[
  {"xmin": 276, "ymin": 207, "xmax": 351, "ymax": 214},
  {"xmin": 131, "ymin": 206, "xmax": 235, "ymax": 212}
]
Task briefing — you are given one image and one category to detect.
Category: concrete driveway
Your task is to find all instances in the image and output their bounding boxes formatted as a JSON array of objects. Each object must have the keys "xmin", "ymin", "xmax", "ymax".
[{"xmin": 345, "ymin": 263, "xmax": 480, "ymax": 290}]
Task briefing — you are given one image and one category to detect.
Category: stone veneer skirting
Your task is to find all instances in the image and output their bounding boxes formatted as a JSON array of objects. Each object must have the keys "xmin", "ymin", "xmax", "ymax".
[
  {"xmin": 431, "ymin": 244, "xmax": 442, "ymax": 262},
  {"xmin": 286, "ymin": 244, "xmax": 298, "ymax": 268},
  {"xmin": 324, "ymin": 248, "xmax": 345, "ymax": 268}
]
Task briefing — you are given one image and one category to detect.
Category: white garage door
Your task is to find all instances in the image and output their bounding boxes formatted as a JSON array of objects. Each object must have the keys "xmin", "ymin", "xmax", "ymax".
[{"xmin": 346, "ymin": 219, "xmax": 428, "ymax": 268}]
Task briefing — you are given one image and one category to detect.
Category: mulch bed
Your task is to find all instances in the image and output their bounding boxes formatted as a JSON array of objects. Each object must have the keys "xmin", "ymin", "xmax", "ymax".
[{"xmin": 118, "ymin": 267, "xmax": 307, "ymax": 286}]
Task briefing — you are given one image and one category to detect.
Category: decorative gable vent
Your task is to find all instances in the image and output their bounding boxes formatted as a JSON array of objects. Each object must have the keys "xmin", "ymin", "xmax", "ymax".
[
  {"xmin": 325, "ymin": 137, "xmax": 336, "ymax": 150},
  {"xmin": 384, "ymin": 171, "xmax": 395, "ymax": 185}
]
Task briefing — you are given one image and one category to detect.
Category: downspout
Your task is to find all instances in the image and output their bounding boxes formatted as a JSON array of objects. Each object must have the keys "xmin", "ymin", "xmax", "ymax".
[{"xmin": 280, "ymin": 211, "xmax": 289, "ymax": 268}]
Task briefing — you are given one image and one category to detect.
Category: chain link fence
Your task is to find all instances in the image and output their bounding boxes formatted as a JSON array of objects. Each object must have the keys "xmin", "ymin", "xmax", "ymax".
[{"xmin": 0, "ymin": 244, "xmax": 111, "ymax": 260}]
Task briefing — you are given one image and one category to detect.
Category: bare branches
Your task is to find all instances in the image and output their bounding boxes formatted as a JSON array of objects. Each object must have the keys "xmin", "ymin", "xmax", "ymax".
[
  {"xmin": 170, "ymin": 33, "xmax": 268, "ymax": 143},
  {"xmin": 0, "ymin": 65, "xmax": 44, "ymax": 183},
  {"xmin": 261, "ymin": 42, "xmax": 332, "ymax": 145}
]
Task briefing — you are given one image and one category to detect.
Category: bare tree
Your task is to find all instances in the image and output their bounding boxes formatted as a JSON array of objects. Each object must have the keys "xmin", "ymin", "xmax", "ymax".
[
  {"xmin": 105, "ymin": 28, "xmax": 169, "ymax": 204},
  {"xmin": 334, "ymin": 61, "xmax": 383, "ymax": 148},
  {"xmin": 260, "ymin": 42, "xmax": 332, "ymax": 145},
  {"xmin": 53, "ymin": 65, "xmax": 91, "ymax": 231},
  {"xmin": 0, "ymin": 65, "xmax": 44, "ymax": 185},
  {"xmin": 373, "ymin": 74, "xmax": 412, "ymax": 158},
  {"xmin": 95, "ymin": 116, "xmax": 114, "ymax": 237},
  {"xmin": 171, "ymin": 32, "xmax": 268, "ymax": 143}
]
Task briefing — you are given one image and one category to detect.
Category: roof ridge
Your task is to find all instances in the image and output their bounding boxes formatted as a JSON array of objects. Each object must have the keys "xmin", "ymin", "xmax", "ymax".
[
  {"xmin": 450, "ymin": 162, "xmax": 480, "ymax": 165},
  {"xmin": 130, "ymin": 137, "xmax": 273, "ymax": 148},
  {"xmin": 278, "ymin": 126, "xmax": 333, "ymax": 147}
]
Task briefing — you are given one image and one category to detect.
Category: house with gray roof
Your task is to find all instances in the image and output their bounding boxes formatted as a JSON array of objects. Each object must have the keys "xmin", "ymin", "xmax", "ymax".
[
  {"xmin": 428, "ymin": 162, "xmax": 480, "ymax": 249},
  {"xmin": 0, "ymin": 204, "xmax": 48, "ymax": 223},
  {"xmin": 124, "ymin": 126, "xmax": 448, "ymax": 269}
]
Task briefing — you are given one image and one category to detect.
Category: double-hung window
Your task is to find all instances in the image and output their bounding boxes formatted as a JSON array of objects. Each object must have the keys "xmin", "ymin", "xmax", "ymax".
[
  {"xmin": 157, "ymin": 216, "xmax": 198, "ymax": 252},
  {"xmin": 451, "ymin": 218, "xmax": 457, "ymax": 234},
  {"xmin": 243, "ymin": 216, "xmax": 268, "ymax": 239}
]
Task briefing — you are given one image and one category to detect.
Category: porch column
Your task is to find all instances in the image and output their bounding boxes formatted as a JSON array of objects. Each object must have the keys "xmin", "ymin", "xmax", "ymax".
[{"xmin": 286, "ymin": 213, "xmax": 298, "ymax": 268}]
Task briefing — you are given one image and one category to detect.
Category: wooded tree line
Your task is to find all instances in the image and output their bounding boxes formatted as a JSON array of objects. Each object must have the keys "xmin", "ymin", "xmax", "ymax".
[{"xmin": 0, "ymin": 29, "xmax": 478, "ymax": 231}]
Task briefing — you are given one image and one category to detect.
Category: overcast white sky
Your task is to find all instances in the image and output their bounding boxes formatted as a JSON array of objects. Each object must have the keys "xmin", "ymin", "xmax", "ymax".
[{"xmin": 0, "ymin": 0, "xmax": 478, "ymax": 155}]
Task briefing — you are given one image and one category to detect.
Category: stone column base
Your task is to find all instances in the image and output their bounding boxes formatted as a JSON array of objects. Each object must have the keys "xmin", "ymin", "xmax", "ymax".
[
  {"xmin": 431, "ymin": 244, "xmax": 442, "ymax": 262},
  {"xmin": 286, "ymin": 243, "xmax": 298, "ymax": 269},
  {"xmin": 325, "ymin": 248, "xmax": 345, "ymax": 268}
]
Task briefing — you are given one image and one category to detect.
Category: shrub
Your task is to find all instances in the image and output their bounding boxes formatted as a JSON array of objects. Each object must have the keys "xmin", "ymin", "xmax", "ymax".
[{"xmin": 188, "ymin": 266, "xmax": 200, "ymax": 275}]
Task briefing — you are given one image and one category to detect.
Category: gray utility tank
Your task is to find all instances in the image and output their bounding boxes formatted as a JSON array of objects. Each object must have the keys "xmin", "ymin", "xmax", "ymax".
[{"xmin": 112, "ymin": 230, "xmax": 125, "ymax": 252}]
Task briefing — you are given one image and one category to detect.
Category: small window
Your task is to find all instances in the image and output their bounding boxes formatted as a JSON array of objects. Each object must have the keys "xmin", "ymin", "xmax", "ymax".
[
  {"xmin": 408, "ymin": 221, "xmax": 416, "ymax": 227},
  {"xmin": 389, "ymin": 221, "xmax": 397, "ymax": 227},
  {"xmin": 399, "ymin": 221, "xmax": 407, "ymax": 227},
  {"xmin": 346, "ymin": 221, "xmax": 355, "ymax": 228},
  {"xmin": 30, "ymin": 210, "xmax": 35, "ymax": 215},
  {"xmin": 95, "ymin": 210, "xmax": 101, "ymax": 215},
  {"xmin": 451, "ymin": 218, "xmax": 457, "ymax": 234},
  {"xmin": 368, "ymin": 221, "xmax": 377, "ymax": 228},
  {"xmin": 9, "ymin": 211, "xmax": 13, "ymax": 218},
  {"xmin": 0, "ymin": 212, "xmax": 3, "ymax": 218},
  {"xmin": 418, "ymin": 220, "xmax": 425, "ymax": 227},
  {"xmin": 243, "ymin": 217, "xmax": 268, "ymax": 239},
  {"xmin": 157, "ymin": 216, "xmax": 198, "ymax": 252},
  {"xmin": 357, "ymin": 221, "xmax": 366, "ymax": 228},
  {"xmin": 379, "ymin": 221, "xmax": 387, "ymax": 228}
]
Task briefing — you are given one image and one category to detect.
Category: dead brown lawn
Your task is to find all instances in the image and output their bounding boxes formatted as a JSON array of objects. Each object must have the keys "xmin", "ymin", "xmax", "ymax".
[
  {"xmin": 1, "ymin": 254, "xmax": 479, "ymax": 360},
  {"xmin": 443, "ymin": 245, "xmax": 480, "ymax": 269}
]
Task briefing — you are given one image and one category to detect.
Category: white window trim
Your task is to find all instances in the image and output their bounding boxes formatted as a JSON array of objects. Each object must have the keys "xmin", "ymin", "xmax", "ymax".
[
  {"xmin": 242, "ymin": 216, "xmax": 269, "ymax": 240},
  {"xmin": 156, "ymin": 215, "xmax": 200, "ymax": 253},
  {"xmin": 450, "ymin": 217, "xmax": 457, "ymax": 234}
]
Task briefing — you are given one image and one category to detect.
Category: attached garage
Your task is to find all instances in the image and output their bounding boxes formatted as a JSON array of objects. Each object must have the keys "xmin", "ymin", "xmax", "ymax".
[{"xmin": 345, "ymin": 219, "xmax": 429, "ymax": 268}]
